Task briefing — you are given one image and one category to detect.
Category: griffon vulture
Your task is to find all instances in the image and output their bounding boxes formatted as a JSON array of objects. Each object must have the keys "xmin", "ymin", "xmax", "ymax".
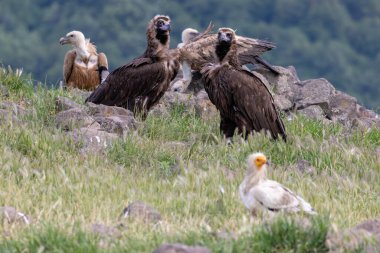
[
  {"xmin": 239, "ymin": 153, "xmax": 317, "ymax": 218},
  {"xmin": 86, "ymin": 15, "xmax": 179, "ymax": 119},
  {"xmin": 201, "ymin": 28, "xmax": 287, "ymax": 141},
  {"xmin": 177, "ymin": 26, "xmax": 279, "ymax": 91},
  {"xmin": 59, "ymin": 31, "xmax": 109, "ymax": 90}
]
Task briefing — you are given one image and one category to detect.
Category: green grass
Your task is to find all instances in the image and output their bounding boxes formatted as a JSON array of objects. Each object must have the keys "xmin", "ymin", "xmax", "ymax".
[{"xmin": 0, "ymin": 68, "xmax": 378, "ymax": 252}]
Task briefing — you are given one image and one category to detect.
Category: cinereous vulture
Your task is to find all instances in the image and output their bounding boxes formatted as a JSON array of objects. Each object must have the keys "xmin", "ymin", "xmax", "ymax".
[
  {"xmin": 59, "ymin": 31, "xmax": 109, "ymax": 90},
  {"xmin": 201, "ymin": 28, "xmax": 287, "ymax": 141},
  {"xmin": 86, "ymin": 15, "xmax": 179, "ymax": 119}
]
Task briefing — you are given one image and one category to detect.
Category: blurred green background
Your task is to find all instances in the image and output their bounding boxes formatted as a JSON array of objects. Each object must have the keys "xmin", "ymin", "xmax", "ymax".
[{"xmin": 0, "ymin": 0, "xmax": 379, "ymax": 109}]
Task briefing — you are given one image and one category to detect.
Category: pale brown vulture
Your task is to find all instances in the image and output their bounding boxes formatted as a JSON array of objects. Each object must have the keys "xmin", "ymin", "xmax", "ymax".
[
  {"xmin": 59, "ymin": 31, "xmax": 109, "ymax": 90},
  {"xmin": 86, "ymin": 15, "xmax": 179, "ymax": 119},
  {"xmin": 177, "ymin": 25, "xmax": 279, "ymax": 91},
  {"xmin": 201, "ymin": 28, "xmax": 287, "ymax": 142}
]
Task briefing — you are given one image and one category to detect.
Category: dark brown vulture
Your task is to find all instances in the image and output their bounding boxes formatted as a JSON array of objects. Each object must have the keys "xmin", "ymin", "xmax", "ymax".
[
  {"xmin": 86, "ymin": 15, "xmax": 179, "ymax": 119},
  {"xmin": 59, "ymin": 31, "xmax": 109, "ymax": 90},
  {"xmin": 177, "ymin": 26, "xmax": 279, "ymax": 91},
  {"xmin": 201, "ymin": 28, "xmax": 287, "ymax": 142}
]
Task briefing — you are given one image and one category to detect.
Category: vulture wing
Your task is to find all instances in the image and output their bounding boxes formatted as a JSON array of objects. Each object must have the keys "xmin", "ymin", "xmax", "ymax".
[
  {"xmin": 86, "ymin": 57, "xmax": 168, "ymax": 113},
  {"xmin": 229, "ymin": 68, "xmax": 286, "ymax": 140},
  {"xmin": 63, "ymin": 50, "xmax": 76, "ymax": 84},
  {"xmin": 180, "ymin": 34, "xmax": 278, "ymax": 73}
]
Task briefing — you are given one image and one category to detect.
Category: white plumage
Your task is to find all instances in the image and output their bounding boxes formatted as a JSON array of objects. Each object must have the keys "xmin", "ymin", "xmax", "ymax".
[{"xmin": 239, "ymin": 153, "xmax": 317, "ymax": 217}]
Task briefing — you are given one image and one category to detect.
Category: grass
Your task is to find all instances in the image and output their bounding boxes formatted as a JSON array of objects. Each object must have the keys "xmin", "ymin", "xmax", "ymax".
[{"xmin": 0, "ymin": 67, "xmax": 379, "ymax": 252}]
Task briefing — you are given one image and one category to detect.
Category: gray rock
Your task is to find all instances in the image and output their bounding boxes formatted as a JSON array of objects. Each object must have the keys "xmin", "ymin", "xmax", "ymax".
[
  {"xmin": 256, "ymin": 65, "xmax": 300, "ymax": 100},
  {"xmin": 351, "ymin": 117, "xmax": 380, "ymax": 130},
  {"xmin": 94, "ymin": 115, "xmax": 136, "ymax": 136},
  {"xmin": 0, "ymin": 84, "xmax": 9, "ymax": 97},
  {"xmin": 0, "ymin": 102, "xmax": 27, "ymax": 117},
  {"xmin": 274, "ymin": 94, "xmax": 294, "ymax": 111},
  {"xmin": 68, "ymin": 127, "xmax": 118, "ymax": 153},
  {"xmin": 120, "ymin": 201, "xmax": 162, "ymax": 224},
  {"xmin": 150, "ymin": 104, "xmax": 171, "ymax": 117},
  {"xmin": 91, "ymin": 223, "xmax": 121, "ymax": 238},
  {"xmin": 69, "ymin": 88, "xmax": 93, "ymax": 101},
  {"xmin": 194, "ymin": 90, "xmax": 218, "ymax": 120},
  {"xmin": 329, "ymin": 91, "xmax": 358, "ymax": 123},
  {"xmin": 86, "ymin": 102, "xmax": 134, "ymax": 118},
  {"xmin": 56, "ymin": 108, "xmax": 98, "ymax": 131},
  {"xmin": 0, "ymin": 206, "xmax": 30, "ymax": 225},
  {"xmin": 298, "ymin": 105, "xmax": 325, "ymax": 120},
  {"xmin": 295, "ymin": 78, "xmax": 335, "ymax": 113},
  {"xmin": 294, "ymin": 159, "xmax": 317, "ymax": 175},
  {"xmin": 56, "ymin": 96, "xmax": 84, "ymax": 112},
  {"xmin": 152, "ymin": 244, "xmax": 212, "ymax": 253}
]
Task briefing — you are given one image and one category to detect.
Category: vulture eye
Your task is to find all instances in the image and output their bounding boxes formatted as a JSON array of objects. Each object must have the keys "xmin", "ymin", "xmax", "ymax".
[
  {"xmin": 70, "ymin": 34, "xmax": 74, "ymax": 37},
  {"xmin": 157, "ymin": 20, "xmax": 164, "ymax": 26},
  {"xmin": 227, "ymin": 33, "xmax": 231, "ymax": 38}
]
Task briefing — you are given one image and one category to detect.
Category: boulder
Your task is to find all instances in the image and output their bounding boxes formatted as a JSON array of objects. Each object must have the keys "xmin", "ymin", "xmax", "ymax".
[
  {"xmin": 86, "ymin": 102, "xmax": 134, "ymax": 118},
  {"xmin": 55, "ymin": 96, "xmax": 84, "ymax": 112},
  {"xmin": 120, "ymin": 201, "xmax": 162, "ymax": 224},
  {"xmin": 298, "ymin": 105, "xmax": 325, "ymax": 120},
  {"xmin": 0, "ymin": 102, "xmax": 27, "ymax": 117},
  {"xmin": 194, "ymin": 90, "xmax": 218, "ymax": 120},
  {"xmin": 158, "ymin": 92, "xmax": 196, "ymax": 113},
  {"xmin": 56, "ymin": 108, "xmax": 98, "ymax": 131},
  {"xmin": 294, "ymin": 78, "xmax": 335, "ymax": 113},
  {"xmin": 329, "ymin": 91, "xmax": 358, "ymax": 123},
  {"xmin": 152, "ymin": 244, "xmax": 212, "ymax": 253},
  {"xmin": 0, "ymin": 206, "xmax": 30, "ymax": 225},
  {"xmin": 94, "ymin": 115, "xmax": 136, "ymax": 136},
  {"xmin": 68, "ymin": 127, "xmax": 118, "ymax": 153},
  {"xmin": 273, "ymin": 94, "xmax": 294, "ymax": 111},
  {"xmin": 91, "ymin": 223, "xmax": 121, "ymax": 238}
]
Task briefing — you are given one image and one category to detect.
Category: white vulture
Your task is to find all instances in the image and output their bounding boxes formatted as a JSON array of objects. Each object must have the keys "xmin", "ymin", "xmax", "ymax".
[
  {"xmin": 239, "ymin": 153, "xmax": 317, "ymax": 218},
  {"xmin": 59, "ymin": 31, "xmax": 109, "ymax": 90}
]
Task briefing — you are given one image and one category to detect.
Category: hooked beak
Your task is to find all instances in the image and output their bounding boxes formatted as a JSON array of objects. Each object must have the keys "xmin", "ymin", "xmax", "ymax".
[
  {"xmin": 218, "ymin": 33, "xmax": 231, "ymax": 43},
  {"xmin": 158, "ymin": 23, "xmax": 171, "ymax": 32},
  {"xmin": 59, "ymin": 36, "xmax": 70, "ymax": 45}
]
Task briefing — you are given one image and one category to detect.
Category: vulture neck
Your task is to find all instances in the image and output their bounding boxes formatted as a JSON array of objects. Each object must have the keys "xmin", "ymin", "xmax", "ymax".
[
  {"xmin": 75, "ymin": 41, "xmax": 91, "ymax": 60},
  {"xmin": 243, "ymin": 168, "xmax": 267, "ymax": 194},
  {"xmin": 216, "ymin": 42, "xmax": 240, "ymax": 67},
  {"xmin": 146, "ymin": 30, "xmax": 170, "ymax": 58}
]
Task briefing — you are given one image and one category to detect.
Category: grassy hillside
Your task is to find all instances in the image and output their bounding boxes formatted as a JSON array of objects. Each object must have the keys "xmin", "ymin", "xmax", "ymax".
[{"xmin": 0, "ymin": 69, "xmax": 379, "ymax": 252}]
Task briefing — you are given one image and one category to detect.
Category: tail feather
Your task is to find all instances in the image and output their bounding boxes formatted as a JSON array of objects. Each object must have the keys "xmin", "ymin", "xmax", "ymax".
[
  {"xmin": 85, "ymin": 80, "xmax": 109, "ymax": 103},
  {"xmin": 253, "ymin": 56, "xmax": 280, "ymax": 75}
]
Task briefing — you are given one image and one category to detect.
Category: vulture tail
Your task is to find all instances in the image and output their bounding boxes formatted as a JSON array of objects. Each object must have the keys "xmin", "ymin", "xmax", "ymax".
[
  {"xmin": 253, "ymin": 56, "xmax": 280, "ymax": 75},
  {"xmin": 85, "ymin": 81, "xmax": 109, "ymax": 103}
]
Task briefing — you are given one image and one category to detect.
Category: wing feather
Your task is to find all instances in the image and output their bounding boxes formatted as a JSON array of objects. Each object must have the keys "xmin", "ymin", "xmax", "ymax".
[{"xmin": 63, "ymin": 50, "xmax": 76, "ymax": 84}]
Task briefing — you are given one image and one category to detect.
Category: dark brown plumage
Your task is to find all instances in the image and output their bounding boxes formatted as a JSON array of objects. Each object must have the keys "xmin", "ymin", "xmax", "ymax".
[
  {"xmin": 201, "ymin": 28, "xmax": 287, "ymax": 141},
  {"xmin": 86, "ymin": 15, "xmax": 179, "ymax": 119}
]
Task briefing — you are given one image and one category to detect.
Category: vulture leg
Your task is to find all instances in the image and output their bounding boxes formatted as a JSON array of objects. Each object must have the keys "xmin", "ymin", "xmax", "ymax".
[{"xmin": 220, "ymin": 117, "xmax": 237, "ymax": 139}]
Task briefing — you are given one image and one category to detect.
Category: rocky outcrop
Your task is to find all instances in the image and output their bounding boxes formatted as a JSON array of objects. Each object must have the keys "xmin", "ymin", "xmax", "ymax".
[
  {"xmin": 152, "ymin": 244, "xmax": 212, "ymax": 253},
  {"xmin": 120, "ymin": 201, "xmax": 162, "ymax": 224}
]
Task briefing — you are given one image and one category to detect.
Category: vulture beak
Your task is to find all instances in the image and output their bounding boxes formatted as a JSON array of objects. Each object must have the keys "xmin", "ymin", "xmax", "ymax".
[
  {"xmin": 218, "ymin": 32, "xmax": 231, "ymax": 43},
  {"xmin": 158, "ymin": 23, "xmax": 171, "ymax": 32},
  {"xmin": 59, "ymin": 36, "xmax": 70, "ymax": 45}
]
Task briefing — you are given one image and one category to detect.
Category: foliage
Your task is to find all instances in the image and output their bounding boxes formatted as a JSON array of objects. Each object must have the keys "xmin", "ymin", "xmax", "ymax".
[{"xmin": 0, "ymin": 0, "xmax": 379, "ymax": 109}]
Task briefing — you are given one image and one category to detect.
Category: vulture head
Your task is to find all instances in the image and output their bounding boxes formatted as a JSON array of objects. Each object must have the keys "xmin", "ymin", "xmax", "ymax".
[
  {"xmin": 59, "ymin": 31, "xmax": 86, "ymax": 47},
  {"xmin": 148, "ymin": 15, "xmax": 171, "ymax": 45},
  {"xmin": 215, "ymin": 27, "xmax": 237, "ymax": 62},
  {"xmin": 247, "ymin": 152, "xmax": 269, "ymax": 175},
  {"xmin": 182, "ymin": 28, "xmax": 199, "ymax": 44}
]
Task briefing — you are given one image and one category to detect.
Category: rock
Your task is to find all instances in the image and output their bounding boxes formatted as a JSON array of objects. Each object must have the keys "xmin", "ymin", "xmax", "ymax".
[
  {"xmin": 94, "ymin": 115, "xmax": 136, "ymax": 136},
  {"xmin": 295, "ymin": 78, "xmax": 335, "ymax": 113},
  {"xmin": 56, "ymin": 96, "xmax": 84, "ymax": 112},
  {"xmin": 293, "ymin": 159, "xmax": 317, "ymax": 175},
  {"xmin": 327, "ymin": 220, "xmax": 380, "ymax": 253},
  {"xmin": 194, "ymin": 90, "xmax": 218, "ymax": 120},
  {"xmin": 120, "ymin": 201, "xmax": 162, "ymax": 224},
  {"xmin": 0, "ymin": 84, "xmax": 9, "ymax": 97},
  {"xmin": 273, "ymin": 94, "xmax": 294, "ymax": 111},
  {"xmin": 0, "ymin": 102, "xmax": 27, "ymax": 117},
  {"xmin": 91, "ymin": 223, "xmax": 121, "ymax": 238},
  {"xmin": 0, "ymin": 206, "xmax": 30, "ymax": 225},
  {"xmin": 68, "ymin": 127, "xmax": 118, "ymax": 153},
  {"xmin": 152, "ymin": 244, "xmax": 212, "ymax": 253},
  {"xmin": 376, "ymin": 147, "xmax": 380, "ymax": 164},
  {"xmin": 351, "ymin": 117, "xmax": 380, "ymax": 130},
  {"xmin": 56, "ymin": 108, "xmax": 98, "ymax": 131},
  {"xmin": 86, "ymin": 102, "xmax": 134, "ymax": 118},
  {"xmin": 150, "ymin": 104, "xmax": 171, "ymax": 117},
  {"xmin": 69, "ymin": 88, "xmax": 93, "ymax": 100},
  {"xmin": 256, "ymin": 65, "xmax": 300, "ymax": 100},
  {"xmin": 298, "ymin": 105, "xmax": 325, "ymax": 120},
  {"xmin": 329, "ymin": 91, "xmax": 358, "ymax": 123}
]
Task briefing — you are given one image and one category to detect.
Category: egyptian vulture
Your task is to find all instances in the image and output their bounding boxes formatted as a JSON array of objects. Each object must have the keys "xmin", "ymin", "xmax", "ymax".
[
  {"xmin": 239, "ymin": 153, "xmax": 317, "ymax": 218},
  {"xmin": 201, "ymin": 28, "xmax": 287, "ymax": 141},
  {"xmin": 177, "ymin": 26, "xmax": 279, "ymax": 91},
  {"xmin": 86, "ymin": 15, "xmax": 179, "ymax": 119},
  {"xmin": 59, "ymin": 31, "xmax": 109, "ymax": 90}
]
